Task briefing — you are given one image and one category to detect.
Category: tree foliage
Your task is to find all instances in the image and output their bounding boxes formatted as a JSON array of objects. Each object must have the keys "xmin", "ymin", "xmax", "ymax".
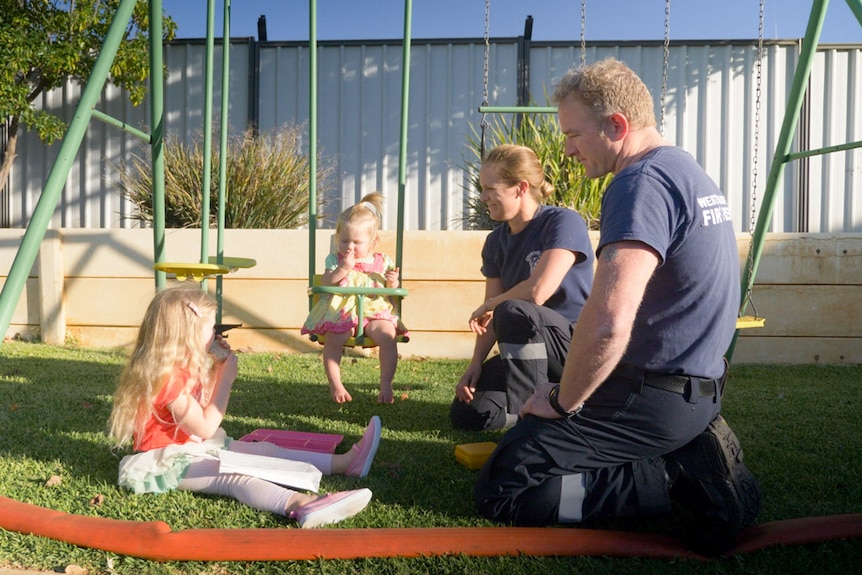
[{"xmin": 0, "ymin": 0, "xmax": 176, "ymax": 196}]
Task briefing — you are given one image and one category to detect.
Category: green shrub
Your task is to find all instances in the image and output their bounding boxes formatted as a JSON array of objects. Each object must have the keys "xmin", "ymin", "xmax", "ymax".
[
  {"xmin": 460, "ymin": 108, "xmax": 610, "ymax": 230},
  {"xmin": 118, "ymin": 124, "xmax": 332, "ymax": 229}
]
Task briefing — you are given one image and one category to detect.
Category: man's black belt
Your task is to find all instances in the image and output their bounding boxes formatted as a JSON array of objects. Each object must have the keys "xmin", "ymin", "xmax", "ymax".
[
  {"xmin": 642, "ymin": 372, "xmax": 717, "ymax": 399},
  {"xmin": 613, "ymin": 363, "xmax": 720, "ymax": 403}
]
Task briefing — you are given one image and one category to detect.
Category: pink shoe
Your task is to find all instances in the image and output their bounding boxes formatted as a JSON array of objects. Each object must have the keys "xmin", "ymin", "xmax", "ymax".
[
  {"xmin": 290, "ymin": 488, "xmax": 372, "ymax": 529},
  {"xmin": 346, "ymin": 416, "xmax": 381, "ymax": 478}
]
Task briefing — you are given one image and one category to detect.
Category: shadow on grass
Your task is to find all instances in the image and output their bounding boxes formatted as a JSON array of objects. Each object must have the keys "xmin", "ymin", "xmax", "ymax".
[
  {"xmin": 3, "ymin": 347, "xmax": 862, "ymax": 530},
  {"xmin": 3, "ymin": 345, "xmax": 862, "ymax": 575},
  {"xmin": 0, "ymin": 346, "xmax": 489, "ymax": 520},
  {"xmin": 0, "ymin": 350, "xmax": 124, "ymax": 484}
]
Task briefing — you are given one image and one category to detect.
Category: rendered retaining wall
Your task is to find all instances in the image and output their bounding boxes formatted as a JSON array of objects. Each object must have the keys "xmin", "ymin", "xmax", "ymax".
[{"xmin": 1, "ymin": 229, "xmax": 860, "ymax": 365}]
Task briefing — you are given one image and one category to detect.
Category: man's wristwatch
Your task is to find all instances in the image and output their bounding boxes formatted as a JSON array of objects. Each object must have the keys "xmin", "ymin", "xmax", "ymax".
[{"xmin": 548, "ymin": 384, "xmax": 584, "ymax": 418}]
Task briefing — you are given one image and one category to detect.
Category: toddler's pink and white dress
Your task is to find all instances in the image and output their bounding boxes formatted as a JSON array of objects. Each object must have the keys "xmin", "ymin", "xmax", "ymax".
[{"xmin": 302, "ymin": 251, "xmax": 408, "ymax": 338}]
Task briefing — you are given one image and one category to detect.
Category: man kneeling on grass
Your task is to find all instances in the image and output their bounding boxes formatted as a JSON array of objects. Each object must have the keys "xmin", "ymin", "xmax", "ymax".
[{"xmin": 473, "ymin": 58, "xmax": 762, "ymax": 557}]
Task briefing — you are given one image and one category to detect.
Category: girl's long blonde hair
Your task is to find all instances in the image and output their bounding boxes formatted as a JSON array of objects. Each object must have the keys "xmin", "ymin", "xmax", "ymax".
[{"xmin": 108, "ymin": 284, "xmax": 217, "ymax": 448}]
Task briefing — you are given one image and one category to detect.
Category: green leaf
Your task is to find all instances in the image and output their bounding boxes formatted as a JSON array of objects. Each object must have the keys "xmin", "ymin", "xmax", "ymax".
[{"xmin": 0, "ymin": 0, "xmax": 176, "ymax": 153}]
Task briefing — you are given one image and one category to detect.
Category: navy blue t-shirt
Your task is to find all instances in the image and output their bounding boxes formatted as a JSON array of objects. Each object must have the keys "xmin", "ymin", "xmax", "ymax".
[
  {"xmin": 598, "ymin": 146, "xmax": 739, "ymax": 379},
  {"xmin": 481, "ymin": 205, "xmax": 594, "ymax": 323}
]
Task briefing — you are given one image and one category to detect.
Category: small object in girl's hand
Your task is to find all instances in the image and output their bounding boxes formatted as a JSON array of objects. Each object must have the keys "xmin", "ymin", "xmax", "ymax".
[{"xmin": 208, "ymin": 340, "xmax": 230, "ymax": 362}]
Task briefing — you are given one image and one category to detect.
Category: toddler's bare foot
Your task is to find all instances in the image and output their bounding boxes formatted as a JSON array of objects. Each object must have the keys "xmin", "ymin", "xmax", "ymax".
[
  {"xmin": 377, "ymin": 384, "xmax": 394, "ymax": 404},
  {"xmin": 330, "ymin": 382, "xmax": 353, "ymax": 403}
]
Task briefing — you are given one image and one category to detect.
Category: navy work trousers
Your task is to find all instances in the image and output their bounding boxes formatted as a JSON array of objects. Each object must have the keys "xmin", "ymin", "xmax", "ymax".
[
  {"xmin": 473, "ymin": 365, "xmax": 723, "ymax": 525},
  {"xmin": 450, "ymin": 300, "xmax": 573, "ymax": 431}
]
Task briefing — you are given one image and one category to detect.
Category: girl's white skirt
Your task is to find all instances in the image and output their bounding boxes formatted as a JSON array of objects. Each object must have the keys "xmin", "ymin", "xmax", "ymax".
[{"xmin": 118, "ymin": 428, "xmax": 228, "ymax": 494}]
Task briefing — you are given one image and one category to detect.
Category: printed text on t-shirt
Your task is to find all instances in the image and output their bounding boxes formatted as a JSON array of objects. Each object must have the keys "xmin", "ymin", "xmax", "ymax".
[{"xmin": 697, "ymin": 194, "xmax": 732, "ymax": 226}]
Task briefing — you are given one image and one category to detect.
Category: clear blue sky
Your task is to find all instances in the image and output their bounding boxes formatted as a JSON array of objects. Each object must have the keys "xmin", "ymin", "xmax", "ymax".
[{"xmin": 161, "ymin": 0, "xmax": 862, "ymax": 43}]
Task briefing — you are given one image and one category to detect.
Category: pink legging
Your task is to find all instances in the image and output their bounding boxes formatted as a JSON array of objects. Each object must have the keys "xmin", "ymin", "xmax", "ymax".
[{"xmin": 177, "ymin": 440, "xmax": 332, "ymax": 516}]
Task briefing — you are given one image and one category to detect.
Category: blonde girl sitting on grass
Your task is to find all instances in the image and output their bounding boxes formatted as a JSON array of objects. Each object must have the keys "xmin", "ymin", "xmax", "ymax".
[{"xmin": 109, "ymin": 284, "xmax": 381, "ymax": 528}]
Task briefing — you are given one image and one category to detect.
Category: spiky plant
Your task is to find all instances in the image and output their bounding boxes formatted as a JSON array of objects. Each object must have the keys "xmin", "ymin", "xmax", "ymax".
[{"xmin": 118, "ymin": 124, "xmax": 332, "ymax": 229}]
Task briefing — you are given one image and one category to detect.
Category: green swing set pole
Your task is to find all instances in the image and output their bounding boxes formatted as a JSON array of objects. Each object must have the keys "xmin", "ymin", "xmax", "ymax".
[
  {"xmin": 90, "ymin": 109, "xmax": 153, "ymax": 142},
  {"xmin": 727, "ymin": 0, "xmax": 830, "ymax": 360},
  {"xmin": 150, "ymin": 0, "xmax": 167, "ymax": 289},
  {"xmin": 847, "ymin": 0, "xmax": 862, "ymax": 26},
  {"xmin": 215, "ymin": 0, "xmax": 232, "ymax": 322},
  {"xmin": 395, "ymin": 0, "xmax": 413, "ymax": 273},
  {"xmin": 200, "ymin": 0, "xmax": 217, "ymax": 283},
  {"xmin": 307, "ymin": 0, "xmax": 319, "ymax": 310},
  {"xmin": 0, "ymin": 0, "xmax": 140, "ymax": 341}
]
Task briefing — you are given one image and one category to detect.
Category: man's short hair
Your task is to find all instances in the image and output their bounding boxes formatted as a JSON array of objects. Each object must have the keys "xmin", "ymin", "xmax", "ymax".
[{"xmin": 552, "ymin": 57, "xmax": 657, "ymax": 129}]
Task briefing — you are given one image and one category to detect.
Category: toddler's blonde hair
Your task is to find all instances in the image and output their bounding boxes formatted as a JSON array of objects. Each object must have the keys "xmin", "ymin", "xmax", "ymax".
[{"xmin": 335, "ymin": 192, "xmax": 384, "ymax": 243}]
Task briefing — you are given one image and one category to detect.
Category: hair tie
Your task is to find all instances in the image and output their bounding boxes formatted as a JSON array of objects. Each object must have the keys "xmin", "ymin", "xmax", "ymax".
[
  {"xmin": 360, "ymin": 201, "xmax": 380, "ymax": 219},
  {"xmin": 186, "ymin": 302, "xmax": 202, "ymax": 318}
]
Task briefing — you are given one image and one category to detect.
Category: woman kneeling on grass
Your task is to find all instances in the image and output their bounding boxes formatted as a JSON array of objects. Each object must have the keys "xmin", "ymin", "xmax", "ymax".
[{"xmin": 108, "ymin": 284, "xmax": 381, "ymax": 528}]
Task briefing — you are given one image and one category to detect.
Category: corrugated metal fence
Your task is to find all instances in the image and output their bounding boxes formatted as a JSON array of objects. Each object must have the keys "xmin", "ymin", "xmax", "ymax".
[{"xmin": 5, "ymin": 38, "xmax": 861, "ymax": 232}]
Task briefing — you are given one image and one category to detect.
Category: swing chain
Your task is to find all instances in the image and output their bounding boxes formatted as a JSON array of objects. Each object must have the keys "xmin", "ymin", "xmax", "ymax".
[
  {"xmin": 480, "ymin": 0, "xmax": 490, "ymax": 159},
  {"xmin": 579, "ymin": 0, "xmax": 587, "ymax": 66},
  {"xmin": 750, "ymin": 0, "xmax": 764, "ymax": 238},
  {"xmin": 659, "ymin": 0, "xmax": 671, "ymax": 136},
  {"xmin": 744, "ymin": 0, "xmax": 765, "ymax": 314}
]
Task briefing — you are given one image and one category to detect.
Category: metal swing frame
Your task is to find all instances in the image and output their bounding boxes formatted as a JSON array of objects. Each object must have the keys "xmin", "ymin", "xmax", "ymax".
[{"xmin": 727, "ymin": 0, "xmax": 862, "ymax": 359}]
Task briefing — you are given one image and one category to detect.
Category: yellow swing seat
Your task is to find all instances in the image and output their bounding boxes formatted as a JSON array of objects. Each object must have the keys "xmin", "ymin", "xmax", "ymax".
[
  {"xmin": 308, "ymin": 274, "xmax": 409, "ymax": 348},
  {"xmin": 154, "ymin": 262, "xmax": 230, "ymax": 282},
  {"xmin": 207, "ymin": 256, "xmax": 257, "ymax": 272},
  {"xmin": 736, "ymin": 315, "xmax": 766, "ymax": 329},
  {"xmin": 154, "ymin": 257, "xmax": 257, "ymax": 283}
]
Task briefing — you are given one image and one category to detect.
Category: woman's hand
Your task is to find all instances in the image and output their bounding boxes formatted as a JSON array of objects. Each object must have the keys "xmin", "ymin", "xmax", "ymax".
[
  {"xmin": 454, "ymin": 361, "xmax": 483, "ymax": 403},
  {"xmin": 468, "ymin": 303, "xmax": 493, "ymax": 335}
]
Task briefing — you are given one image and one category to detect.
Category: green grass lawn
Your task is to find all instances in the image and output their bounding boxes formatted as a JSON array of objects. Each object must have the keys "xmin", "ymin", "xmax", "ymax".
[{"xmin": 1, "ymin": 341, "xmax": 860, "ymax": 574}]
